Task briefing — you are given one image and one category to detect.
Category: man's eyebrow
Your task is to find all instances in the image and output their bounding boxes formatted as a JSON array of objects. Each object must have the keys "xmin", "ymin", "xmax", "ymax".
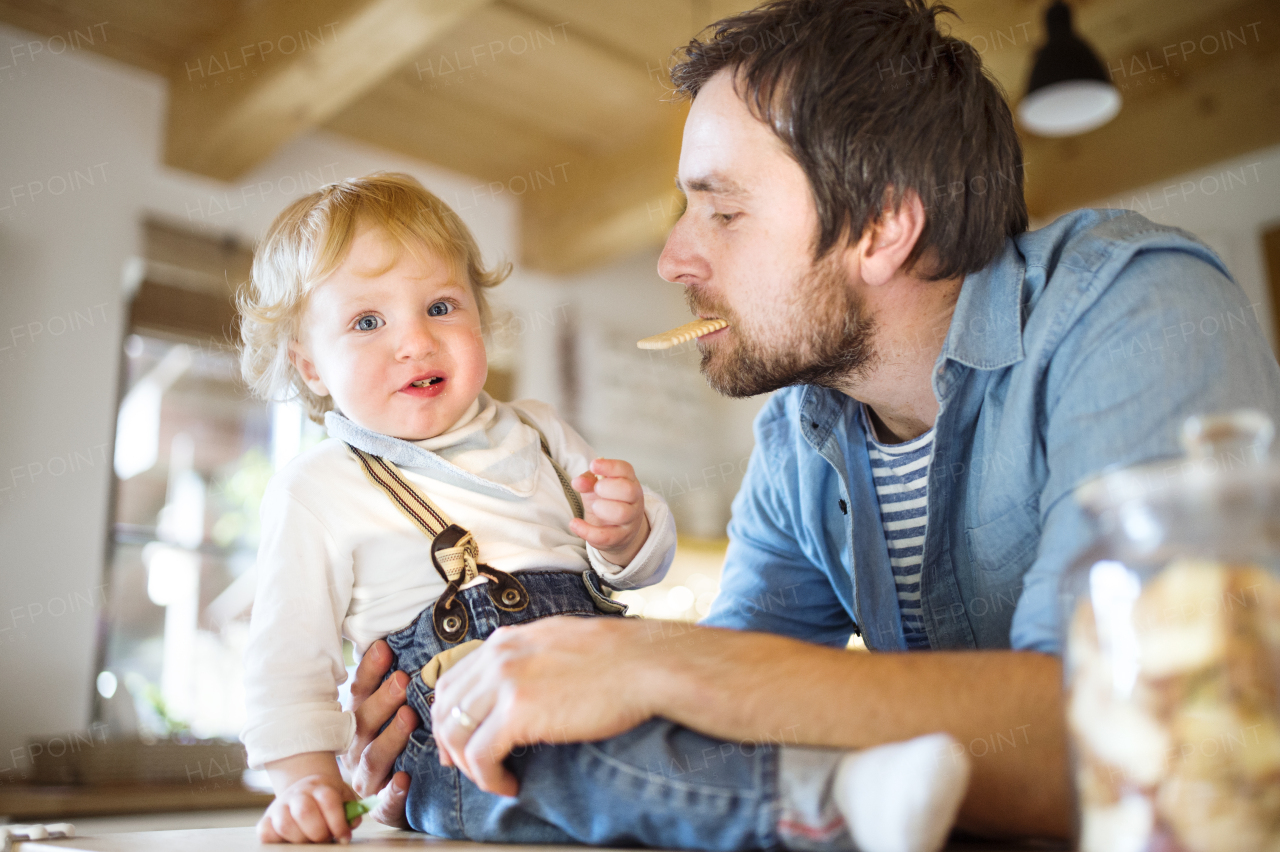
[{"xmin": 674, "ymin": 174, "xmax": 750, "ymax": 198}]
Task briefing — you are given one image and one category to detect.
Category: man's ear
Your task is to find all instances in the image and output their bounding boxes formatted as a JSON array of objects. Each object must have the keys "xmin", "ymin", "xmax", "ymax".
[
  {"xmin": 288, "ymin": 340, "xmax": 330, "ymax": 397},
  {"xmin": 853, "ymin": 187, "xmax": 927, "ymax": 287}
]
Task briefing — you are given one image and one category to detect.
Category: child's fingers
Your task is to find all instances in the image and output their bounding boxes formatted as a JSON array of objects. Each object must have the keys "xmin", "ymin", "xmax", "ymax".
[
  {"xmin": 589, "ymin": 476, "xmax": 642, "ymax": 504},
  {"xmin": 288, "ymin": 795, "xmax": 334, "ymax": 843},
  {"xmin": 257, "ymin": 811, "xmax": 285, "ymax": 844},
  {"xmin": 582, "ymin": 497, "xmax": 641, "ymax": 526},
  {"xmin": 569, "ymin": 517, "xmax": 597, "ymax": 543},
  {"xmin": 571, "ymin": 471, "xmax": 597, "ymax": 494},
  {"xmin": 313, "ymin": 785, "xmax": 353, "ymax": 841},
  {"xmin": 589, "ymin": 458, "xmax": 636, "ymax": 480},
  {"xmin": 571, "ymin": 518, "xmax": 631, "ymax": 551},
  {"xmin": 267, "ymin": 807, "xmax": 306, "ymax": 844}
]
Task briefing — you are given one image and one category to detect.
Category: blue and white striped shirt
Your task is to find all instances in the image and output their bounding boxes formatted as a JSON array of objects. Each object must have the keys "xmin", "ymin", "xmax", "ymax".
[{"xmin": 862, "ymin": 406, "xmax": 933, "ymax": 649}]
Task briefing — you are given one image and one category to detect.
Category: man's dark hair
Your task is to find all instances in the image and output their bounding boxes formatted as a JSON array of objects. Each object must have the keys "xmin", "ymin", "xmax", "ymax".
[{"xmin": 669, "ymin": 0, "xmax": 1028, "ymax": 281}]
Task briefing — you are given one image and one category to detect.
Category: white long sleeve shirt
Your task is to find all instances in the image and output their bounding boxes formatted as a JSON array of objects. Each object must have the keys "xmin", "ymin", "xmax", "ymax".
[{"xmin": 241, "ymin": 396, "xmax": 675, "ymax": 769}]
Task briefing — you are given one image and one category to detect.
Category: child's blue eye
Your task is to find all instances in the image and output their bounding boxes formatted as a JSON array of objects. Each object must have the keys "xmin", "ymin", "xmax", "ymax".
[
  {"xmin": 355, "ymin": 315, "xmax": 383, "ymax": 331},
  {"xmin": 428, "ymin": 301, "xmax": 452, "ymax": 317}
]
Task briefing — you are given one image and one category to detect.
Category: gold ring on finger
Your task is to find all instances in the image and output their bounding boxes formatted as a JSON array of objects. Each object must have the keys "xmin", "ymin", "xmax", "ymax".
[{"xmin": 450, "ymin": 705, "xmax": 478, "ymax": 731}]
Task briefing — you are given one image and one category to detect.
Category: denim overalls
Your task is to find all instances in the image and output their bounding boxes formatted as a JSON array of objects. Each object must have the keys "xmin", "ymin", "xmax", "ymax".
[
  {"xmin": 385, "ymin": 570, "xmax": 782, "ymax": 848},
  {"xmin": 350, "ymin": 439, "xmax": 784, "ymax": 849}
]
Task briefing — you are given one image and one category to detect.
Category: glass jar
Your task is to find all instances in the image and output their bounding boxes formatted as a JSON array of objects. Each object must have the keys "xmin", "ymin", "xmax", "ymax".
[{"xmin": 1064, "ymin": 410, "xmax": 1280, "ymax": 852}]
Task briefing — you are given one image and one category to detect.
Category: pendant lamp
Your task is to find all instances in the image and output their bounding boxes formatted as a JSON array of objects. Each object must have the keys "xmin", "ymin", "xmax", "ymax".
[{"xmin": 1018, "ymin": 1, "xmax": 1121, "ymax": 137}]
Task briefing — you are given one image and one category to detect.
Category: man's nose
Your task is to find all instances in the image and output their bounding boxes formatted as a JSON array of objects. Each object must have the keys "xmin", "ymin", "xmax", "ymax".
[{"xmin": 657, "ymin": 214, "xmax": 710, "ymax": 284}]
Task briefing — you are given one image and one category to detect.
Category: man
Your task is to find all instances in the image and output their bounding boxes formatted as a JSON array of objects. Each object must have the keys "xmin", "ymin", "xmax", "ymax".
[{"xmin": 338, "ymin": 0, "xmax": 1280, "ymax": 840}]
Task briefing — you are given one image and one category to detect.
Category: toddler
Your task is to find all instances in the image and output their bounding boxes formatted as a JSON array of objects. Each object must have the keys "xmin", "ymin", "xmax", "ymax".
[{"xmin": 238, "ymin": 173, "xmax": 971, "ymax": 851}]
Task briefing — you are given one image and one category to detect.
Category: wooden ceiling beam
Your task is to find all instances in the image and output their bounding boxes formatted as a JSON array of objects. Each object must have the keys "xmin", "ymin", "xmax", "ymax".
[
  {"xmin": 502, "ymin": 0, "xmax": 699, "ymax": 72},
  {"xmin": 164, "ymin": 0, "xmax": 493, "ymax": 181},
  {"xmin": 324, "ymin": 79, "xmax": 584, "ymax": 185},
  {"xmin": 407, "ymin": 2, "xmax": 670, "ymax": 156},
  {"xmin": 0, "ymin": 1, "xmax": 178, "ymax": 75},
  {"xmin": 520, "ymin": 107, "xmax": 687, "ymax": 274},
  {"xmin": 324, "ymin": 0, "xmax": 693, "ymax": 274}
]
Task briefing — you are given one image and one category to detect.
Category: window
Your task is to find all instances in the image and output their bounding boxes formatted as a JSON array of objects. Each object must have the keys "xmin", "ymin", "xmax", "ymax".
[{"xmin": 98, "ymin": 221, "xmax": 323, "ymax": 740}]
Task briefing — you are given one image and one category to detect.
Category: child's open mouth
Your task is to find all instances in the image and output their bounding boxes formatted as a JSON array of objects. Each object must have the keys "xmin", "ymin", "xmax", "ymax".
[{"xmin": 403, "ymin": 375, "xmax": 447, "ymax": 397}]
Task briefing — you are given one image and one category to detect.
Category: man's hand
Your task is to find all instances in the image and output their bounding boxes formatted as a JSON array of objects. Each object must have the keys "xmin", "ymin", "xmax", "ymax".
[
  {"xmin": 571, "ymin": 459, "xmax": 650, "ymax": 566},
  {"xmin": 430, "ymin": 616, "xmax": 658, "ymax": 796},
  {"xmin": 340, "ymin": 639, "xmax": 417, "ymax": 827}
]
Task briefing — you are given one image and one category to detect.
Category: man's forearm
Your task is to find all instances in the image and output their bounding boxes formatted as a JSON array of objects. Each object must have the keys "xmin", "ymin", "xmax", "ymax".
[{"xmin": 631, "ymin": 622, "xmax": 1072, "ymax": 840}]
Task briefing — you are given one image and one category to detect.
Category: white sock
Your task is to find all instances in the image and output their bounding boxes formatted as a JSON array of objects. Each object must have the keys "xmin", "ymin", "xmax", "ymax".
[
  {"xmin": 776, "ymin": 746, "xmax": 851, "ymax": 850},
  {"xmin": 832, "ymin": 733, "xmax": 971, "ymax": 852}
]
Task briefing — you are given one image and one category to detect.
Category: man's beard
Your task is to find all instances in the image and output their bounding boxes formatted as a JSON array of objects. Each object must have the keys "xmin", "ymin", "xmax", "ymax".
[{"xmin": 689, "ymin": 255, "xmax": 876, "ymax": 399}]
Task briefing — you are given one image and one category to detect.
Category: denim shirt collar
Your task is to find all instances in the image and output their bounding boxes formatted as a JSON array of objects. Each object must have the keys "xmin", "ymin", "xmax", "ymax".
[
  {"xmin": 797, "ymin": 384, "xmax": 846, "ymax": 449},
  {"xmin": 798, "ymin": 236, "xmax": 1027, "ymax": 441},
  {"xmin": 938, "ymin": 238, "xmax": 1027, "ymax": 373}
]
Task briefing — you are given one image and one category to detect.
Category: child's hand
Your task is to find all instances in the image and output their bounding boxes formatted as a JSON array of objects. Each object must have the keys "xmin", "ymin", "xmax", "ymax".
[
  {"xmin": 571, "ymin": 459, "xmax": 651, "ymax": 566},
  {"xmin": 258, "ymin": 773, "xmax": 359, "ymax": 844}
]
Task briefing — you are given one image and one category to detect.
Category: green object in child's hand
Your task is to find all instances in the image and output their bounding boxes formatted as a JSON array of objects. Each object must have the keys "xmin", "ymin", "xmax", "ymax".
[{"xmin": 344, "ymin": 795, "xmax": 380, "ymax": 823}]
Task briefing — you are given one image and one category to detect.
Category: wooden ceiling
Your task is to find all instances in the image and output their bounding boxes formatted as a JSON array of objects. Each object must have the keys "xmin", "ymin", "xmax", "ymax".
[{"xmin": 2, "ymin": 0, "xmax": 1277, "ymax": 273}]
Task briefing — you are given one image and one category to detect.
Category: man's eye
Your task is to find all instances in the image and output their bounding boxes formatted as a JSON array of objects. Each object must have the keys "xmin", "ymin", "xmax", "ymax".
[
  {"xmin": 428, "ymin": 301, "xmax": 453, "ymax": 317},
  {"xmin": 713, "ymin": 211, "xmax": 738, "ymax": 224},
  {"xmin": 355, "ymin": 315, "xmax": 383, "ymax": 331}
]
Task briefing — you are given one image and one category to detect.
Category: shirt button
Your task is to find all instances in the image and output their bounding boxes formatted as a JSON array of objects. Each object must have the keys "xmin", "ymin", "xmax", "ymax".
[{"xmin": 838, "ymin": 499, "xmax": 848, "ymax": 515}]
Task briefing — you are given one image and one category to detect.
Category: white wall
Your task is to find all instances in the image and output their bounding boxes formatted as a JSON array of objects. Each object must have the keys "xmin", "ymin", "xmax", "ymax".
[
  {"xmin": 1042, "ymin": 143, "xmax": 1280, "ymax": 349},
  {"xmin": 0, "ymin": 23, "xmax": 528, "ymax": 771}
]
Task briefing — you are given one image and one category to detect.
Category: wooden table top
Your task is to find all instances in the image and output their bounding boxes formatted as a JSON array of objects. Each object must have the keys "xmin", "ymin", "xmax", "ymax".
[
  {"xmin": 0, "ymin": 783, "xmax": 272, "ymax": 822},
  {"xmin": 14, "ymin": 824, "xmax": 1066, "ymax": 851},
  {"xmin": 17, "ymin": 823, "xmax": 443, "ymax": 850}
]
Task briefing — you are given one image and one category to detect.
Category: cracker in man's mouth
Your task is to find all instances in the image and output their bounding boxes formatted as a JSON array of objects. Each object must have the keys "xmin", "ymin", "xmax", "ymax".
[{"xmin": 637, "ymin": 318, "xmax": 728, "ymax": 350}]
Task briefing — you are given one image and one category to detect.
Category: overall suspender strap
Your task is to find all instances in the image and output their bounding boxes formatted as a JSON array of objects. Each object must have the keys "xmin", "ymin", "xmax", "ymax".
[
  {"xmin": 349, "ymin": 444, "xmax": 511, "ymax": 643},
  {"xmin": 347, "ymin": 445, "xmax": 480, "ymax": 585},
  {"xmin": 345, "ymin": 415, "xmax": 587, "ymax": 643},
  {"xmin": 513, "ymin": 410, "xmax": 585, "ymax": 521}
]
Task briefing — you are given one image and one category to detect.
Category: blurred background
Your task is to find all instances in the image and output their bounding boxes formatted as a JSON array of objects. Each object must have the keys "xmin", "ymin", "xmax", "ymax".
[{"xmin": 0, "ymin": 0, "xmax": 1277, "ymax": 829}]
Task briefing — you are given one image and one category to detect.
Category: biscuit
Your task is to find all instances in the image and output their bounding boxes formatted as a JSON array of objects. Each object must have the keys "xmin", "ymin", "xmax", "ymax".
[{"xmin": 637, "ymin": 318, "xmax": 728, "ymax": 350}]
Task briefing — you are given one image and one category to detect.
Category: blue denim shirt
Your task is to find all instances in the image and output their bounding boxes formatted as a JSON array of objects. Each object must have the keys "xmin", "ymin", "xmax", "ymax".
[{"xmin": 703, "ymin": 209, "xmax": 1280, "ymax": 654}]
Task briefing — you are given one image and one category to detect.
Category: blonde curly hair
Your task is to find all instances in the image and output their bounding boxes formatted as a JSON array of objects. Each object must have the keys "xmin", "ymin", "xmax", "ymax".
[{"xmin": 237, "ymin": 172, "xmax": 510, "ymax": 423}]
